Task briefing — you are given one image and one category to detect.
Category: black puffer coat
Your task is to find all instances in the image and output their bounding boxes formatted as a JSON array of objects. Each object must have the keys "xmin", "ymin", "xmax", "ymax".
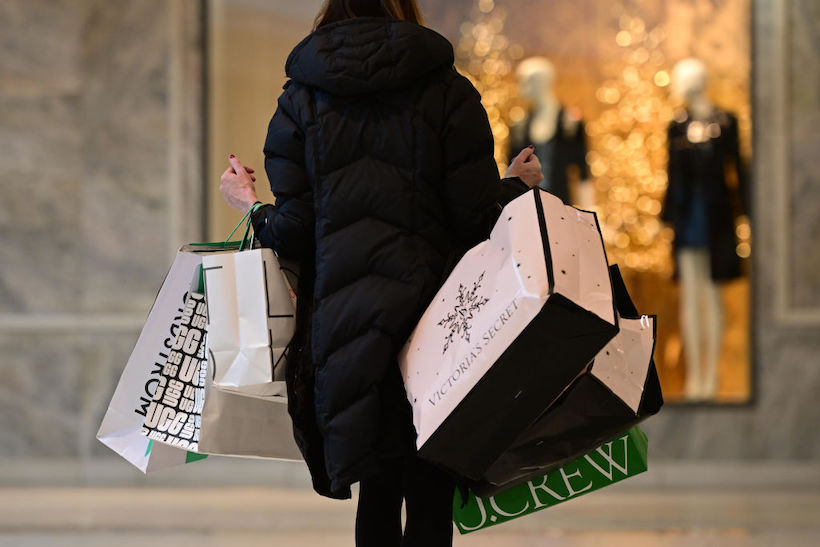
[{"xmin": 251, "ymin": 17, "xmax": 527, "ymax": 499}]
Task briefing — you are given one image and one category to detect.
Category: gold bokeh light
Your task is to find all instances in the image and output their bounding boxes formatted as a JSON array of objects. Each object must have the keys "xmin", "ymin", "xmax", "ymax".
[{"xmin": 455, "ymin": 0, "xmax": 751, "ymax": 274}]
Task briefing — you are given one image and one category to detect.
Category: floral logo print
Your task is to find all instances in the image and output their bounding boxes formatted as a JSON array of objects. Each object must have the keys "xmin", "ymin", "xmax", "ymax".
[{"xmin": 437, "ymin": 272, "xmax": 490, "ymax": 354}]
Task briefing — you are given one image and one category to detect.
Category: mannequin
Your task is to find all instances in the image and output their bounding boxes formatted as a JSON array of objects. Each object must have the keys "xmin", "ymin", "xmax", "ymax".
[
  {"xmin": 663, "ymin": 58, "xmax": 746, "ymax": 401},
  {"xmin": 509, "ymin": 57, "xmax": 593, "ymax": 207}
]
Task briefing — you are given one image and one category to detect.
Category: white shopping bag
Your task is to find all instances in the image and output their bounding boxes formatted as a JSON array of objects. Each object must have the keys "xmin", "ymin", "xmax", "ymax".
[
  {"xmin": 197, "ymin": 361, "xmax": 302, "ymax": 460},
  {"xmin": 140, "ymin": 291, "xmax": 209, "ymax": 452},
  {"xmin": 590, "ymin": 315, "xmax": 657, "ymax": 414},
  {"xmin": 139, "ymin": 272, "xmax": 302, "ymax": 461},
  {"xmin": 202, "ymin": 248, "xmax": 295, "ymax": 392},
  {"xmin": 97, "ymin": 249, "xmax": 207, "ymax": 472},
  {"xmin": 399, "ymin": 189, "xmax": 618, "ymax": 480}
]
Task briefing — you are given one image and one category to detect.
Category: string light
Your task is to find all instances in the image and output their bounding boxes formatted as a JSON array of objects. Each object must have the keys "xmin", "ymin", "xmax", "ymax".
[
  {"xmin": 455, "ymin": 1, "xmax": 521, "ymax": 174},
  {"xmin": 586, "ymin": 2, "xmax": 675, "ymax": 273},
  {"xmin": 478, "ymin": 0, "xmax": 495, "ymax": 14},
  {"xmin": 654, "ymin": 70, "xmax": 670, "ymax": 87}
]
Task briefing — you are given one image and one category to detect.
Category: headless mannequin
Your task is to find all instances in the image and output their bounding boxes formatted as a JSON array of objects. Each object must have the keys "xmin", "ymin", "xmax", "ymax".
[
  {"xmin": 515, "ymin": 57, "xmax": 594, "ymax": 208},
  {"xmin": 670, "ymin": 58, "xmax": 723, "ymax": 401}
]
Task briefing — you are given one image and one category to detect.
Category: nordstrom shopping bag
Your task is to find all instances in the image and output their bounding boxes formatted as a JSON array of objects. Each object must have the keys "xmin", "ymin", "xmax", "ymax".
[
  {"xmin": 140, "ymin": 265, "xmax": 302, "ymax": 461},
  {"xmin": 399, "ymin": 189, "xmax": 618, "ymax": 480},
  {"xmin": 453, "ymin": 426, "xmax": 649, "ymax": 534},
  {"xmin": 141, "ymin": 289, "xmax": 208, "ymax": 451},
  {"xmin": 96, "ymin": 248, "xmax": 208, "ymax": 472},
  {"xmin": 202, "ymin": 247, "xmax": 296, "ymax": 393},
  {"xmin": 473, "ymin": 265, "xmax": 663, "ymax": 496}
]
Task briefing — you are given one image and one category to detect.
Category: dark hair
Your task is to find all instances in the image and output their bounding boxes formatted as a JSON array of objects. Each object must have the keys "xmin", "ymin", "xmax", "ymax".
[{"xmin": 314, "ymin": 0, "xmax": 424, "ymax": 29}]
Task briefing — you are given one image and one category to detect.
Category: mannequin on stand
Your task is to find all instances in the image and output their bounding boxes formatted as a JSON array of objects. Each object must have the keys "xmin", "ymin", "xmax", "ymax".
[
  {"xmin": 509, "ymin": 57, "xmax": 594, "ymax": 208},
  {"xmin": 663, "ymin": 58, "xmax": 747, "ymax": 401}
]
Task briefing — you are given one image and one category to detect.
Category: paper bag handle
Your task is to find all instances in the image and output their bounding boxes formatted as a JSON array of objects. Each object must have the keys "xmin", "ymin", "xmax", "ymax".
[{"xmin": 224, "ymin": 203, "xmax": 265, "ymax": 251}]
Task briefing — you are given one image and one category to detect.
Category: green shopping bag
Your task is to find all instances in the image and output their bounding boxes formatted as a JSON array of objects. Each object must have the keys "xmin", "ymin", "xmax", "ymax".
[{"xmin": 452, "ymin": 426, "xmax": 648, "ymax": 533}]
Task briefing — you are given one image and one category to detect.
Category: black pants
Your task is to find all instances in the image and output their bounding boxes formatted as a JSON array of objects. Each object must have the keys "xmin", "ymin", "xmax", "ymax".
[{"xmin": 355, "ymin": 455, "xmax": 455, "ymax": 547}]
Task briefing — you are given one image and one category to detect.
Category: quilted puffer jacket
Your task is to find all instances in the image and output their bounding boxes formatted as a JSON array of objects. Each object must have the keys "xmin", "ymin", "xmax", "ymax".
[{"xmin": 250, "ymin": 17, "xmax": 528, "ymax": 499}]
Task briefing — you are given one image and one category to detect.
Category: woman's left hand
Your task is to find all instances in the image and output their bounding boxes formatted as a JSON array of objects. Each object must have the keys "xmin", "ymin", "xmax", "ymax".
[{"xmin": 220, "ymin": 154, "xmax": 259, "ymax": 212}]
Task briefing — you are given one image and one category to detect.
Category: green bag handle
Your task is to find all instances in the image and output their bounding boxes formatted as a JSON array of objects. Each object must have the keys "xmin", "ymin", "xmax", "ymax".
[{"xmin": 223, "ymin": 202, "xmax": 265, "ymax": 251}]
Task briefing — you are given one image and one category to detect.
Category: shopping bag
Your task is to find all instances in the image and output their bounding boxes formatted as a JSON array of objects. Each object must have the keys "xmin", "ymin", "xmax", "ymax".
[
  {"xmin": 197, "ymin": 357, "xmax": 302, "ymax": 460},
  {"xmin": 96, "ymin": 248, "xmax": 209, "ymax": 472},
  {"xmin": 472, "ymin": 265, "xmax": 663, "ymax": 496},
  {"xmin": 202, "ymin": 247, "xmax": 296, "ymax": 392},
  {"xmin": 140, "ymin": 289, "xmax": 209, "ymax": 451},
  {"xmin": 452, "ymin": 426, "xmax": 649, "ymax": 534},
  {"xmin": 399, "ymin": 188, "xmax": 618, "ymax": 480},
  {"xmin": 140, "ymin": 265, "xmax": 302, "ymax": 461},
  {"xmin": 98, "ymin": 204, "xmax": 293, "ymax": 470}
]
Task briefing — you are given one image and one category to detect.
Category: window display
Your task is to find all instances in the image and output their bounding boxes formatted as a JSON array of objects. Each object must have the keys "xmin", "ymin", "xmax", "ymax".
[
  {"xmin": 208, "ymin": 0, "xmax": 753, "ymax": 404},
  {"xmin": 422, "ymin": 0, "xmax": 753, "ymax": 403}
]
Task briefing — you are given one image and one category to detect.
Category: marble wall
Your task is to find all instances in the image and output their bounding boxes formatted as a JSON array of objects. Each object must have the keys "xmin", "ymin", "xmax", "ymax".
[
  {"xmin": 0, "ymin": 0, "xmax": 817, "ymax": 485},
  {"xmin": 0, "ymin": 0, "xmax": 204, "ymax": 463}
]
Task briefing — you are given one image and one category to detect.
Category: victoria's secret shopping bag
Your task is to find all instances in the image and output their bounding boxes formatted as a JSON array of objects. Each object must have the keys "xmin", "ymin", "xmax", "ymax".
[
  {"xmin": 202, "ymin": 248, "xmax": 296, "ymax": 393},
  {"xmin": 453, "ymin": 426, "xmax": 649, "ymax": 534},
  {"xmin": 472, "ymin": 265, "xmax": 663, "ymax": 496},
  {"xmin": 399, "ymin": 189, "xmax": 618, "ymax": 480}
]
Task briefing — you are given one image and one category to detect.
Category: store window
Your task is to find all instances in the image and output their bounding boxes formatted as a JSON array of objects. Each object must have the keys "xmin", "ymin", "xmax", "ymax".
[
  {"xmin": 423, "ymin": 0, "xmax": 753, "ymax": 404},
  {"xmin": 208, "ymin": 0, "xmax": 753, "ymax": 404}
]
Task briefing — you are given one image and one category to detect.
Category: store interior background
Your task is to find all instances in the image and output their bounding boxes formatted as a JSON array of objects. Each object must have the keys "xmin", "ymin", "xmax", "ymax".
[{"xmin": 0, "ymin": 0, "xmax": 818, "ymax": 542}]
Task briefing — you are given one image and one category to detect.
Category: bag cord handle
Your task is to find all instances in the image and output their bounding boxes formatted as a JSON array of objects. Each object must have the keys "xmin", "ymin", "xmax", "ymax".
[{"xmin": 223, "ymin": 202, "xmax": 264, "ymax": 251}]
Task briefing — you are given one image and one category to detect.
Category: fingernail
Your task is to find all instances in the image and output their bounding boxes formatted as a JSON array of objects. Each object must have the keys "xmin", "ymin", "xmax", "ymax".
[
  {"xmin": 229, "ymin": 154, "xmax": 235, "ymax": 158},
  {"xmin": 528, "ymin": 144, "xmax": 535, "ymax": 149}
]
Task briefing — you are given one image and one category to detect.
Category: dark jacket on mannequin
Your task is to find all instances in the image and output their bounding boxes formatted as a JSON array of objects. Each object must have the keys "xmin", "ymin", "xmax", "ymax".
[
  {"xmin": 662, "ymin": 108, "xmax": 748, "ymax": 280},
  {"xmin": 507, "ymin": 108, "xmax": 588, "ymax": 204},
  {"xmin": 249, "ymin": 17, "xmax": 528, "ymax": 499}
]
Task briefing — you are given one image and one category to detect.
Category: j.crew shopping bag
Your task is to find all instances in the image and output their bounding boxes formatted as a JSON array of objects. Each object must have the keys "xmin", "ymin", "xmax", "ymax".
[
  {"xmin": 453, "ymin": 426, "xmax": 649, "ymax": 534},
  {"xmin": 400, "ymin": 188, "xmax": 618, "ymax": 480}
]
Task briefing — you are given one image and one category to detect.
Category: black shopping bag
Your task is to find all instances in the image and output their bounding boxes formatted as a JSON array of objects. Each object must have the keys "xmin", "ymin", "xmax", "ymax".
[{"xmin": 470, "ymin": 265, "xmax": 663, "ymax": 497}]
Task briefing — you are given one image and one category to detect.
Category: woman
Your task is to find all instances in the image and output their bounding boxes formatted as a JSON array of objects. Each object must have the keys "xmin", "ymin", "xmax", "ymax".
[{"xmin": 219, "ymin": 1, "xmax": 542, "ymax": 545}]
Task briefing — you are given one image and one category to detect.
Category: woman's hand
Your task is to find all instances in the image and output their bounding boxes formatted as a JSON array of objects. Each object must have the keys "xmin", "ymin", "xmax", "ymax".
[
  {"xmin": 505, "ymin": 145, "xmax": 543, "ymax": 189},
  {"xmin": 220, "ymin": 154, "xmax": 260, "ymax": 213}
]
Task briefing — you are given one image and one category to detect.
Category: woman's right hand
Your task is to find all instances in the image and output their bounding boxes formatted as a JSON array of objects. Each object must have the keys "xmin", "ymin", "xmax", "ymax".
[{"xmin": 505, "ymin": 145, "xmax": 543, "ymax": 188}]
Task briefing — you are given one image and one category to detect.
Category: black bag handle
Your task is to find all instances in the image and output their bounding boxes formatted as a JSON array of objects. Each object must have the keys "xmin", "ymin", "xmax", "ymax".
[{"xmin": 609, "ymin": 264, "xmax": 640, "ymax": 319}]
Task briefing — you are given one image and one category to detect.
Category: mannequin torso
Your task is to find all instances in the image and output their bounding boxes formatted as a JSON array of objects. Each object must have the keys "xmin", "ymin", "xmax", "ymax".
[
  {"xmin": 528, "ymin": 97, "xmax": 561, "ymax": 143},
  {"xmin": 511, "ymin": 57, "xmax": 591, "ymax": 206}
]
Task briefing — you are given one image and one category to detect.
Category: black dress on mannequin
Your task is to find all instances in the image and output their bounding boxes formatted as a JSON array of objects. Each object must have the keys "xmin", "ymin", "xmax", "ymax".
[
  {"xmin": 662, "ymin": 108, "xmax": 748, "ymax": 280},
  {"xmin": 507, "ymin": 107, "xmax": 588, "ymax": 204}
]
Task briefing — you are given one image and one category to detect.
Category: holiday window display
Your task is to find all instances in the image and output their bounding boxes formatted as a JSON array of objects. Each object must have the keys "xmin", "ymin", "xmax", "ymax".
[{"xmin": 437, "ymin": 0, "xmax": 752, "ymax": 403}]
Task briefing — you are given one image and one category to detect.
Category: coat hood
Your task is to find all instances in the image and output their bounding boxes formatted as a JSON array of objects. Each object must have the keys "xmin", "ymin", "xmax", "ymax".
[{"xmin": 285, "ymin": 17, "xmax": 455, "ymax": 96}]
